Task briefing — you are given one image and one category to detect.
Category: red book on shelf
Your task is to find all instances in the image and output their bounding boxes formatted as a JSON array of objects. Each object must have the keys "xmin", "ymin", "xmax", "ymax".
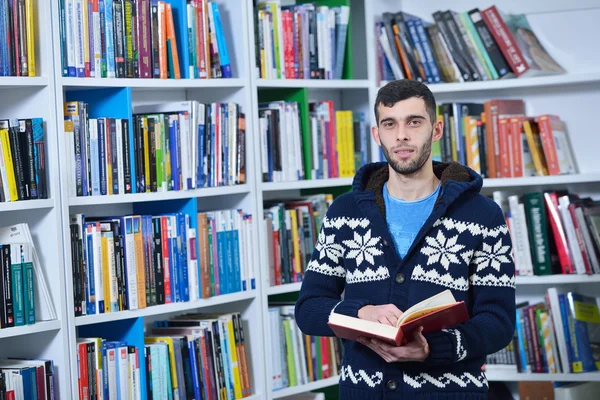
[{"xmin": 328, "ymin": 290, "xmax": 469, "ymax": 347}]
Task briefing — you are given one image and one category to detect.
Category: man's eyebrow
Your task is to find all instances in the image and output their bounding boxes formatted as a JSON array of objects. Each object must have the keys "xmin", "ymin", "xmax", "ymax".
[
  {"xmin": 405, "ymin": 114, "xmax": 426, "ymax": 120},
  {"xmin": 379, "ymin": 117, "xmax": 396, "ymax": 124}
]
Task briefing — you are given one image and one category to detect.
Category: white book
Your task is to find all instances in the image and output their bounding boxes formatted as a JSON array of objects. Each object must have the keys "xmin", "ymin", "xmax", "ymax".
[
  {"xmin": 0, "ymin": 224, "xmax": 57, "ymax": 321},
  {"xmin": 73, "ymin": 0, "xmax": 85, "ymax": 76},
  {"xmin": 65, "ymin": 0, "xmax": 76, "ymax": 75},
  {"xmin": 187, "ymin": 217, "xmax": 199, "ymax": 301},
  {"xmin": 116, "ymin": 346, "xmax": 129, "ymax": 400},
  {"xmin": 89, "ymin": 119, "xmax": 101, "ymax": 196},
  {"xmin": 93, "ymin": 6, "xmax": 101, "ymax": 76},
  {"xmin": 123, "ymin": 217, "xmax": 138, "ymax": 310},
  {"xmin": 547, "ymin": 287, "xmax": 570, "ymax": 373},
  {"xmin": 106, "ymin": 348, "xmax": 118, "ymax": 400},
  {"xmin": 558, "ymin": 196, "xmax": 587, "ymax": 274},
  {"xmin": 87, "ymin": 223, "xmax": 103, "ymax": 314}
]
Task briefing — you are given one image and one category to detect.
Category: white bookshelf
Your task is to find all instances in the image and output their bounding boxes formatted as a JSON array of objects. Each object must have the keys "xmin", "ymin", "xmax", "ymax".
[
  {"xmin": 0, "ymin": 1, "xmax": 596, "ymax": 399},
  {"xmin": 271, "ymin": 376, "xmax": 341, "ymax": 399},
  {"xmin": 68, "ymin": 184, "xmax": 252, "ymax": 206},
  {"xmin": 75, "ymin": 290, "xmax": 257, "ymax": 327}
]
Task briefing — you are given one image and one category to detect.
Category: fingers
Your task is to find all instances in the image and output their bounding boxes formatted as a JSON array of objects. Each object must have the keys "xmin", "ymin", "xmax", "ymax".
[
  {"xmin": 358, "ymin": 337, "xmax": 394, "ymax": 363},
  {"xmin": 414, "ymin": 326, "xmax": 427, "ymax": 345},
  {"xmin": 386, "ymin": 304, "xmax": 404, "ymax": 319},
  {"xmin": 377, "ymin": 315, "xmax": 395, "ymax": 326}
]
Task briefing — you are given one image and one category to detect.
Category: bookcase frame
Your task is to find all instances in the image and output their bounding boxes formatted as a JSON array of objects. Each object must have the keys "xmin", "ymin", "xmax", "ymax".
[{"xmin": 0, "ymin": 1, "xmax": 596, "ymax": 399}]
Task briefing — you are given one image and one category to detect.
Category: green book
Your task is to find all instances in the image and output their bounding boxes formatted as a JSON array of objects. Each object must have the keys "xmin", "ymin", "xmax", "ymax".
[
  {"xmin": 283, "ymin": 319, "xmax": 297, "ymax": 386},
  {"xmin": 22, "ymin": 243, "xmax": 35, "ymax": 324},
  {"xmin": 10, "ymin": 244, "xmax": 25, "ymax": 326},
  {"xmin": 524, "ymin": 192, "xmax": 553, "ymax": 275}
]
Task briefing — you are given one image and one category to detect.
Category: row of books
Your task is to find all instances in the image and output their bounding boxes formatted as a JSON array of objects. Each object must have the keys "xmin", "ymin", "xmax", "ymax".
[
  {"xmin": 488, "ymin": 288, "xmax": 599, "ymax": 374},
  {"xmin": 64, "ymin": 100, "xmax": 246, "ymax": 197},
  {"xmin": 377, "ymin": 5, "xmax": 565, "ymax": 84},
  {"xmin": 0, "ymin": 358, "xmax": 56, "ymax": 400},
  {"xmin": 0, "ymin": 223, "xmax": 56, "ymax": 327},
  {"xmin": 59, "ymin": 0, "xmax": 232, "ymax": 79},
  {"xmin": 259, "ymin": 100, "xmax": 369, "ymax": 182},
  {"xmin": 0, "ymin": 0, "xmax": 35, "ymax": 77},
  {"xmin": 0, "ymin": 243, "xmax": 35, "ymax": 329},
  {"xmin": 495, "ymin": 190, "xmax": 600, "ymax": 277},
  {"xmin": 255, "ymin": 1, "xmax": 350, "ymax": 80},
  {"xmin": 264, "ymin": 194, "xmax": 332, "ymax": 286},
  {"xmin": 76, "ymin": 337, "xmax": 142, "ymax": 400},
  {"xmin": 433, "ymin": 100, "xmax": 577, "ymax": 179},
  {"xmin": 69, "ymin": 208, "xmax": 255, "ymax": 317},
  {"xmin": 0, "ymin": 118, "xmax": 48, "ymax": 202},
  {"xmin": 152, "ymin": 312, "xmax": 253, "ymax": 399},
  {"xmin": 269, "ymin": 304, "xmax": 343, "ymax": 391}
]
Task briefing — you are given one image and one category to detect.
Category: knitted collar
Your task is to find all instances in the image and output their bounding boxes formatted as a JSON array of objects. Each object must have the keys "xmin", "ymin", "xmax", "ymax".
[{"xmin": 353, "ymin": 161, "xmax": 481, "ymax": 219}]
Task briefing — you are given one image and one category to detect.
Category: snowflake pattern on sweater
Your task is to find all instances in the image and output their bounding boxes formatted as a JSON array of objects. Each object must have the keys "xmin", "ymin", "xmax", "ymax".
[{"xmin": 295, "ymin": 162, "xmax": 516, "ymax": 399}]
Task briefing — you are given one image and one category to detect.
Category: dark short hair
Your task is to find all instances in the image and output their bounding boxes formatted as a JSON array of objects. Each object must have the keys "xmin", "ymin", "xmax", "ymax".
[{"xmin": 374, "ymin": 80, "xmax": 436, "ymax": 125}]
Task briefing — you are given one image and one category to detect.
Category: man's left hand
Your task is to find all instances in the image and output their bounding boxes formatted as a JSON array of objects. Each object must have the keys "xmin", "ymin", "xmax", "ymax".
[{"xmin": 358, "ymin": 326, "xmax": 430, "ymax": 363}]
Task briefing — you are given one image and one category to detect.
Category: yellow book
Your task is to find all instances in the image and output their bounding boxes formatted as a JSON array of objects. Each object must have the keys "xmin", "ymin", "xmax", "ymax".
[
  {"xmin": 523, "ymin": 119, "xmax": 549, "ymax": 176},
  {"xmin": 101, "ymin": 235, "xmax": 110, "ymax": 313},
  {"xmin": 133, "ymin": 216, "xmax": 146, "ymax": 309},
  {"xmin": 449, "ymin": 116, "xmax": 457, "ymax": 162},
  {"xmin": 25, "ymin": 0, "xmax": 35, "ymax": 76},
  {"xmin": 225, "ymin": 316, "xmax": 243, "ymax": 399},
  {"xmin": 289, "ymin": 209, "xmax": 301, "ymax": 278},
  {"xmin": 144, "ymin": 337, "xmax": 180, "ymax": 398},
  {"xmin": 465, "ymin": 116, "xmax": 480, "ymax": 174},
  {"xmin": 0, "ymin": 128, "xmax": 18, "ymax": 201},
  {"xmin": 346, "ymin": 111, "xmax": 356, "ymax": 176},
  {"xmin": 335, "ymin": 111, "xmax": 345, "ymax": 177},
  {"xmin": 304, "ymin": 334, "xmax": 313, "ymax": 382}
]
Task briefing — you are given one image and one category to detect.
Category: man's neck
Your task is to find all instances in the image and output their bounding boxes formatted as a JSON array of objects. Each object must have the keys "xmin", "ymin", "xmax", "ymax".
[{"xmin": 386, "ymin": 163, "xmax": 440, "ymax": 202}]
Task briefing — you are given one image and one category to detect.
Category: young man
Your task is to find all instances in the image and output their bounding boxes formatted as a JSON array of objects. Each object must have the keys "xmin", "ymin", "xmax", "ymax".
[{"xmin": 295, "ymin": 80, "xmax": 516, "ymax": 399}]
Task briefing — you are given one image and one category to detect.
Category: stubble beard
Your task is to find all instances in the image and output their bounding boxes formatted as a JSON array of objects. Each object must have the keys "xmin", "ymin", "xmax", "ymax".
[{"xmin": 381, "ymin": 130, "xmax": 433, "ymax": 176}]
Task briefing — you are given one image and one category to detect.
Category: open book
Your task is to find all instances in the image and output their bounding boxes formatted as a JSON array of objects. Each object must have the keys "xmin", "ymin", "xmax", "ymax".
[{"xmin": 328, "ymin": 290, "xmax": 469, "ymax": 346}]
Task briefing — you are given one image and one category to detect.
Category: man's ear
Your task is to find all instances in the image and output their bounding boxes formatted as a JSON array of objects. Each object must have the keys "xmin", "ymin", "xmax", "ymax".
[
  {"xmin": 432, "ymin": 118, "xmax": 443, "ymax": 142},
  {"xmin": 371, "ymin": 125, "xmax": 381, "ymax": 146}
]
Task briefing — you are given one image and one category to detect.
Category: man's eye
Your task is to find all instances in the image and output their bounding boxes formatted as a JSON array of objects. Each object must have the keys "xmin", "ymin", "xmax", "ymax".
[
  {"xmin": 408, "ymin": 120, "xmax": 421, "ymax": 126},
  {"xmin": 384, "ymin": 122, "xmax": 393, "ymax": 128}
]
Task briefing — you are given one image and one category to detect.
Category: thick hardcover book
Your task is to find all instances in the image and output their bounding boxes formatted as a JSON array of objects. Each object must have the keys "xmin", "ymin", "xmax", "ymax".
[{"xmin": 328, "ymin": 290, "xmax": 469, "ymax": 346}]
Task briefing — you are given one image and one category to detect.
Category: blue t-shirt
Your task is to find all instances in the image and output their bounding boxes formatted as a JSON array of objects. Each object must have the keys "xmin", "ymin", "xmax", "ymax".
[{"xmin": 384, "ymin": 182, "xmax": 441, "ymax": 259}]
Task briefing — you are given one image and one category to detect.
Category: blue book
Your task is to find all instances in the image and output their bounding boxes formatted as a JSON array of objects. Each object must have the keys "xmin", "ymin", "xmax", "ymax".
[
  {"xmin": 211, "ymin": 3, "xmax": 232, "ymax": 78},
  {"xmin": 104, "ymin": 0, "xmax": 116, "ymax": 77},
  {"xmin": 178, "ymin": 213, "xmax": 189, "ymax": 302},
  {"xmin": 566, "ymin": 292, "xmax": 600, "ymax": 372},
  {"xmin": 232, "ymin": 213, "xmax": 241, "ymax": 293}
]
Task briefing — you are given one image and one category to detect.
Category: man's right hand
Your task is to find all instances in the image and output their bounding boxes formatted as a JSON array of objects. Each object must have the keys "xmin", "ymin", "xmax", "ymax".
[{"xmin": 357, "ymin": 304, "xmax": 403, "ymax": 327}]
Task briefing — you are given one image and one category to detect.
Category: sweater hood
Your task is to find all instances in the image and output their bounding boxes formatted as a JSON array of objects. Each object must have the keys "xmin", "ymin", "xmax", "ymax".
[{"xmin": 352, "ymin": 161, "xmax": 483, "ymax": 218}]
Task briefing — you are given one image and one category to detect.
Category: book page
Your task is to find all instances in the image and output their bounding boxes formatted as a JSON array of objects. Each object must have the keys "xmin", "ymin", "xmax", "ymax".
[{"xmin": 397, "ymin": 289, "xmax": 456, "ymax": 326}]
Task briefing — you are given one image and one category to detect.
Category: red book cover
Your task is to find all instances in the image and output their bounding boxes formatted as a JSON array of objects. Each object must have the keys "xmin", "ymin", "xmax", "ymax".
[
  {"xmin": 510, "ymin": 117, "xmax": 524, "ymax": 178},
  {"xmin": 544, "ymin": 192, "xmax": 574, "ymax": 274},
  {"xmin": 161, "ymin": 216, "xmax": 172, "ymax": 303},
  {"xmin": 328, "ymin": 301, "xmax": 469, "ymax": 347},
  {"xmin": 481, "ymin": 6, "xmax": 529, "ymax": 76},
  {"xmin": 320, "ymin": 336, "xmax": 330, "ymax": 379},
  {"xmin": 484, "ymin": 100, "xmax": 525, "ymax": 178},
  {"xmin": 568, "ymin": 203, "xmax": 593, "ymax": 275},
  {"xmin": 537, "ymin": 114, "xmax": 561, "ymax": 176},
  {"xmin": 498, "ymin": 118, "xmax": 511, "ymax": 177}
]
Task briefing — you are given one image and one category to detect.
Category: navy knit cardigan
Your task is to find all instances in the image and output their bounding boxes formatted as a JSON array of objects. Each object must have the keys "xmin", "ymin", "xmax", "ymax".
[{"xmin": 295, "ymin": 161, "xmax": 516, "ymax": 399}]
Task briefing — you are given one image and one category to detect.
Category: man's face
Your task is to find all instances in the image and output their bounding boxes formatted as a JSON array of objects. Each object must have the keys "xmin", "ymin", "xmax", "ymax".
[{"xmin": 372, "ymin": 97, "xmax": 441, "ymax": 176}]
